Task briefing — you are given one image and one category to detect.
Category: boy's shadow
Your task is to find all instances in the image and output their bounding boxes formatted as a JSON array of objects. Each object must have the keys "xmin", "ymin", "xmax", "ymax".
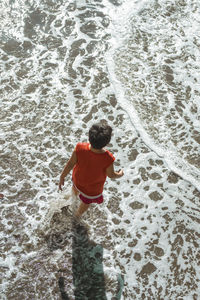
[
  {"xmin": 59, "ymin": 220, "xmax": 107, "ymax": 300},
  {"xmin": 58, "ymin": 218, "xmax": 124, "ymax": 300}
]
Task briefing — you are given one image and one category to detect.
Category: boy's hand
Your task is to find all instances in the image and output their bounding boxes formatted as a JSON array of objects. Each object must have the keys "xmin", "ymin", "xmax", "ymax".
[
  {"xmin": 117, "ymin": 169, "xmax": 124, "ymax": 177},
  {"xmin": 59, "ymin": 176, "xmax": 64, "ymax": 191}
]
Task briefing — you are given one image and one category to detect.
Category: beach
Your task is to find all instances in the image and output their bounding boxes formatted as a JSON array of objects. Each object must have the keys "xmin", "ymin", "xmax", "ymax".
[{"xmin": 0, "ymin": 0, "xmax": 200, "ymax": 299}]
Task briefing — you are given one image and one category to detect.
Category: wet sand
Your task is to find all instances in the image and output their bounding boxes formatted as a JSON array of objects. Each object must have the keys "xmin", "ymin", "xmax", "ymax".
[{"xmin": 0, "ymin": 0, "xmax": 200, "ymax": 299}]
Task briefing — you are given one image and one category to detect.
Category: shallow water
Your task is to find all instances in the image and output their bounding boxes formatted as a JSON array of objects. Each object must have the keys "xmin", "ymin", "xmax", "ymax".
[
  {"xmin": 0, "ymin": 0, "xmax": 200, "ymax": 299},
  {"xmin": 107, "ymin": 0, "xmax": 200, "ymax": 189}
]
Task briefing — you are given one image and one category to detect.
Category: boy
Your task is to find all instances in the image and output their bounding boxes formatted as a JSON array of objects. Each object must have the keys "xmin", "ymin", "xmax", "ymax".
[{"xmin": 59, "ymin": 122, "xmax": 124, "ymax": 217}]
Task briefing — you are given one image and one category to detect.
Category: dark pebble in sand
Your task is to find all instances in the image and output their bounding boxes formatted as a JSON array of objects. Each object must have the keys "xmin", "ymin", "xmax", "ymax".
[
  {"xmin": 134, "ymin": 253, "xmax": 141, "ymax": 261},
  {"xmin": 167, "ymin": 171, "xmax": 179, "ymax": 183},
  {"xmin": 129, "ymin": 201, "xmax": 144, "ymax": 210},
  {"xmin": 112, "ymin": 217, "xmax": 120, "ymax": 225},
  {"xmin": 149, "ymin": 172, "xmax": 162, "ymax": 180},
  {"xmin": 193, "ymin": 131, "xmax": 200, "ymax": 144},
  {"xmin": 133, "ymin": 178, "xmax": 141, "ymax": 185},
  {"xmin": 80, "ymin": 21, "xmax": 99, "ymax": 38},
  {"xmin": 0, "ymin": 194, "xmax": 4, "ymax": 199},
  {"xmin": 128, "ymin": 149, "xmax": 139, "ymax": 161},
  {"xmin": 140, "ymin": 262, "xmax": 157, "ymax": 275},
  {"xmin": 154, "ymin": 246, "xmax": 164, "ymax": 257},
  {"xmin": 149, "ymin": 191, "xmax": 163, "ymax": 201},
  {"xmin": 128, "ymin": 239, "xmax": 138, "ymax": 247}
]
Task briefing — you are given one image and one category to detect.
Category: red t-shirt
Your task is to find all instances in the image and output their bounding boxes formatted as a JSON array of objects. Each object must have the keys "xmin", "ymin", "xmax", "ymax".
[{"xmin": 72, "ymin": 142, "xmax": 115, "ymax": 196}]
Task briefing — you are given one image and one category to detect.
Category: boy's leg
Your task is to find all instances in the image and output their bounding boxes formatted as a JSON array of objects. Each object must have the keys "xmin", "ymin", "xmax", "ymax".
[
  {"xmin": 75, "ymin": 202, "xmax": 90, "ymax": 218},
  {"xmin": 72, "ymin": 186, "xmax": 90, "ymax": 217},
  {"xmin": 72, "ymin": 185, "xmax": 79, "ymax": 196}
]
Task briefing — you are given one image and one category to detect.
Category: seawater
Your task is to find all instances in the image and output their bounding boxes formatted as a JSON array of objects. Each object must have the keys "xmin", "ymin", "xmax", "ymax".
[
  {"xmin": 0, "ymin": 0, "xmax": 199, "ymax": 299},
  {"xmin": 107, "ymin": 0, "xmax": 200, "ymax": 190}
]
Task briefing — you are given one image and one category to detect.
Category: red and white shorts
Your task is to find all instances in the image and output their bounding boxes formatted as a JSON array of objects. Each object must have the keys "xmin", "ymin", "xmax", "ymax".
[{"xmin": 73, "ymin": 182, "xmax": 103, "ymax": 204}]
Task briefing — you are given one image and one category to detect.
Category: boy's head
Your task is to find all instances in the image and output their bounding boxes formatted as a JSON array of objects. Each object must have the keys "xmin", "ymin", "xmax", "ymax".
[{"xmin": 89, "ymin": 122, "xmax": 112, "ymax": 149}]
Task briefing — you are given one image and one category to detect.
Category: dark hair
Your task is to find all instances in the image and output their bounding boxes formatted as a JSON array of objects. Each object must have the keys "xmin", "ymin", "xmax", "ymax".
[{"xmin": 89, "ymin": 122, "xmax": 112, "ymax": 149}]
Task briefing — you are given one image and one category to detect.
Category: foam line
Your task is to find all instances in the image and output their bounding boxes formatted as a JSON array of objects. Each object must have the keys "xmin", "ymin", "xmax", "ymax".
[{"xmin": 106, "ymin": 51, "xmax": 200, "ymax": 192}]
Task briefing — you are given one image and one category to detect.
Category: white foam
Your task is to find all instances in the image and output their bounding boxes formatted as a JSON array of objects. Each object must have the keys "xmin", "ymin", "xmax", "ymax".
[
  {"xmin": 45, "ymin": 189, "xmax": 73, "ymax": 218},
  {"xmin": 106, "ymin": 0, "xmax": 200, "ymax": 192},
  {"xmin": 1, "ymin": 0, "xmax": 200, "ymax": 299}
]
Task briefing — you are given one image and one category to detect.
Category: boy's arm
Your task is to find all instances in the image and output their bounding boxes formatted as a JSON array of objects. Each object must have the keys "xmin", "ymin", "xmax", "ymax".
[
  {"xmin": 106, "ymin": 163, "xmax": 124, "ymax": 179},
  {"xmin": 59, "ymin": 150, "xmax": 77, "ymax": 191}
]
